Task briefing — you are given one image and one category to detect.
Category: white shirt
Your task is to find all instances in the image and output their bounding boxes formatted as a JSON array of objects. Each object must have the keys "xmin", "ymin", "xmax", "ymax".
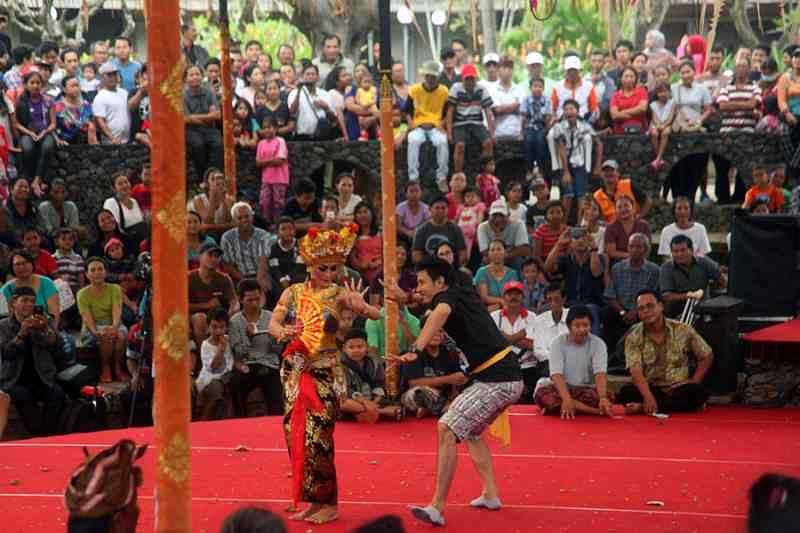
[
  {"xmin": 196, "ymin": 337, "xmax": 234, "ymax": 392},
  {"xmin": 657, "ymin": 222, "xmax": 711, "ymax": 258},
  {"xmin": 288, "ymin": 86, "xmax": 333, "ymax": 136},
  {"xmin": 532, "ymin": 308, "xmax": 570, "ymax": 362},
  {"xmin": 506, "ymin": 202, "xmax": 528, "ymax": 225},
  {"xmin": 103, "ymin": 196, "xmax": 144, "ymax": 230},
  {"xmin": 489, "ymin": 82, "xmax": 525, "ymax": 139},
  {"xmin": 92, "ymin": 87, "xmax": 131, "ymax": 142},
  {"xmin": 338, "ymin": 194, "xmax": 363, "ymax": 218},
  {"xmin": 490, "ymin": 308, "xmax": 537, "ymax": 369}
]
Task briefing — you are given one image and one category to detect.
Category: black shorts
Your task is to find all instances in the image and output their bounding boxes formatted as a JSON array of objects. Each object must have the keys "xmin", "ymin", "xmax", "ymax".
[{"xmin": 453, "ymin": 123, "xmax": 489, "ymax": 145}]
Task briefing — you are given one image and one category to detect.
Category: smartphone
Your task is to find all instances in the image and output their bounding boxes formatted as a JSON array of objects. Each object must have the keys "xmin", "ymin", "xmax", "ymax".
[
  {"xmin": 33, "ymin": 305, "xmax": 44, "ymax": 316},
  {"xmin": 325, "ymin": 211, "xmax": 335, "ymax": 223},
  {"xmin": 570, "ymin": 227, "xmax": 586, "ymax": 239}
]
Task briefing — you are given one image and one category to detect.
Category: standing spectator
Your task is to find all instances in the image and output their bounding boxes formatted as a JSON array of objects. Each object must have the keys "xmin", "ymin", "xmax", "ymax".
[
  {"xmin": 37, "ymin": 178, "xmax": 81, "ymax": 241},
  {"xmin": 258, "ymin": 79, "xmax": 295, "ymax": 138},
  {"xmin": 90, "ymin": 41, "xmax": 109, "ymax": 67},
  {"xmin": 456, "ymin": 187, "xmax": 486, "ymax": 257},
  {"xmin": 131, "ymin": 164, "xmax": 152, "ymax": 216},
  {"xmin": 412, "ymin": 195, "xmax": 467, "ymax": 265},
  {"xmin": 281, "ymin": 178, "xmax": 322, "ymax": 234},
  {"xmin": 12, "ymin": 71, "xmax": 56, "ymax": 197},
  {"xmin": 312, "ymin": 34, "xmax": 354, "ymax": 88},
  {"xmin": 657, "ymin": 197, "xmax": 711, "ymax": 259},
  {"xmin": 604, "ymin": 196, "xmax": 651, "ymax": 263},
  {"xmin": 181, "ymin": 22, "xmax": 209, "ymax": 68},
  {"xmin": 490, "ymin": 281, "xmax": 538, "ymax": 402},
  {"xmin": 128, "ymin": 64, "xmax": 150, "ymax": 147},
  {"xmin": 54, "ymin": 76, "xmax": 96, "ymax": 145},
  {"xmin": 447, "ymin": 64, "xmax": 494, "ymax": 175},
  {"xmin": 405, "ymin": 61, "xmax": 450, "ymax": 188},
  {"xmin": 93, "ymin": 62, "xmax": 131, "ymax": 144},
  {"xmin": 525, "ymin": 52, "xmax": 555, "ymax": 97},
  {"xmin": 521, "ymin": 78, "xmax": 554, "ymax": 175},
  {"xmin": 476, "ymin": 199, "xmax": 530, "ymax": 266},
  {"xmin": 659, "ymin": 235, "xmax": 725, "ymax": 317},
  {"xmin": 354, "ymin": 71, "xmax": 380, "ymax": 140},
  {"xmin": 450, "ymin": 39, "xmax": 469, "ymax": 73},
  {"xmin": 196, "ymin": 308, "xmax": 234, "ymax": 420},
  {"xmin": 607, "ymin": 40, "xmax": 634, "ymax": 88},
  {"xmin": 474, "ymin": 240, "xmax": 520, "ymax": 312},
  {"xmin": 277, "ymin": 43, "xmax": 296, "ymax": 67},
  {"xmin": 396, "ymin": 181, "xmax": 430, "ymax": 241},
  {"xmin": 3, "ymin": 45, "xmax": 34, "ymax": 93},
  {"xmin": 526, "ymin": 178, "xmax": 551, "ymax": 234},
  {"xmin": 401, "ymin": 327, "xmax": 465, "ymax": 418},
  {"xmin": 438, "ymin": 48, "xmax": 461, "ymax": 89},
  {"xmin": 236, "ymin": 64, "xmax": 265, "ymax": 109},
  {"xmin": 643, "ymin": 30, "xmax": 680, "ymax": 76},
  {"xmin": 717, "ymin": 58, "xmax": 762, "ymax": 131},
  {"xmin": 326, "ymin": 66, "xmax": 358, "ymax": 142},
  {"xmin": 593, "ymin": 160, "xmax": 650, "ymax": 223},
  {"xmin": 588, "ymin": 49, "xmax": 616, "ymax": 112},
  {"xmin": 350, "ymin": 201, "xmax": 382, "ymax": 285},
  {"xmin": 490, "ymin": 56, "xmax": 524, "ymax": 141},
  {"xmin": 288, "ymin": 64, "xmax": 344, "ymax": 141},
  {"xmin": 335, "ymin": 172, "xmax": 362, "ymax": 222},
  {"xmin": 532, "ymin": 201, "xmax": 567, "ymax": 262},
  {"xmin": 103, "ymin": 172, "xmax": 147, "ymax": 243},
  {"xmin": 610, "ymin": 66, "xmax": 649, "ymax": 134},
  {"xmin": 550, "ymin": 56, "xmax": 598, "ymax": 120},
  {"xmin": 0, "ymin": 286, "xmax": 65, "ymax": 435},
  {"xmin": 221, "ymin": 202, "xmax": 272, "ymax": 296},
  {"xmin": 228, "ymin": 278, "xmax": 284, "ymax": 417},
  {"xmin": 446, "ymin": 172, "xmax": 467, "ymax": 221},
  {"xmin": 778, "ymin": 48, "xmax": 800, "ymax": 173},
  {"xmin": 110, "ymin": 37, "xmax": 141, "ymax": 93},
  {"xmin": 743, "ymin": 163, "xmax": 785, "ymax": 212},
  {"xmin": 184, "ymin": 64, "xmax": 223, "ymax": 179},
  {"xmin": 256, "ymin": 118, "xmax": 289, "ymax": 224},
  {"xmin": 532, "ymin": 284, "xmax": 569, "ymax": 368}
]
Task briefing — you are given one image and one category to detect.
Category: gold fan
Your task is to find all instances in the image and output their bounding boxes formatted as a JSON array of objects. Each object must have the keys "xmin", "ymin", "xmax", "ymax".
[{"xmin": 292, "ymin": 294, "xmax": 326, "ymax": 356}]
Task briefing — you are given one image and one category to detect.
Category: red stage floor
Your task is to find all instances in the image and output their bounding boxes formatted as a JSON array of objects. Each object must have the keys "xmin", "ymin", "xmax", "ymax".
[{"xmin": 1, "ymin": 406, "xmax": 799, "ymax": 532}]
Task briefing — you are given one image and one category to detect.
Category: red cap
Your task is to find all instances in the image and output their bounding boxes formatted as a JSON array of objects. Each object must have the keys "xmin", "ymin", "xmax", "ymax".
[
  {"xmin": 104, "ymin": 237, "xmax": 123, "ymax": 255},
  {"xmin": 461, "ymin": 63, "xmax": 478, "ymax": 79},
  {"xmin": 502, "ymin": 281, "xmax": 525, "ymax": 295}
]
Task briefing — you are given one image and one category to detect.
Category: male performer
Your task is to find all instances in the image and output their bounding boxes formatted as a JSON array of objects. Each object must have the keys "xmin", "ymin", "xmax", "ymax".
[{"xmin": 387, "ymin": 257, "xmax": 523, "ymax": 527}]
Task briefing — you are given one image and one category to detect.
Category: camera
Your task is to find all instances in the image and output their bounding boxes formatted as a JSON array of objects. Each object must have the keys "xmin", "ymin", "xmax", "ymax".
[
  {"xmin": 33, "ymin": 305, "xmax": 44, "ymax": 316},
  {"xmin": 570, "ymin": 227, "xmax": 586, "ymax": 240}
]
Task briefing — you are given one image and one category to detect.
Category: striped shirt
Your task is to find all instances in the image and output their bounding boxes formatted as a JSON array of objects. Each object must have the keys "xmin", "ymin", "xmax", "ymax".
[
  {"xmin": 54, "ymin": 250, "xmax": 85, "ymax": 294},
  {"xmin": 716, "ymin": 82, "xmax": 762, "ymax": 132},
  {"xmin": 448, "ymin": 82, "xmax": 493, "ymax": 127},
  {"xmin": 220, "ymin": 227, "xmax": 275, "ymax": 278}
]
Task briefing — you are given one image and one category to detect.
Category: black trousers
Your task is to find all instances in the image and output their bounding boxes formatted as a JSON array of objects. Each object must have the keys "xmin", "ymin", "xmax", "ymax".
[
  {"xmin": 712, "ymin": 154, "xmax": 746, "ymax": 204},
  {"xmin": 616, "ymin": 382, "xmax": 707, "ymax": 413},
  {"xmin": 7, "ymin": 380, "xmax": 67, "ymax": 435},
  {"xmin": 228, "ymin": 364, "xmax": 284, "ymax": 417},
  {"xmin": 185, "ymin": 127, "xmax": 223, "ymax": 179},
  {"xmin": 670, "ymin": 153, "xmax": 708, "ymax": 202},
  {"xmin": 520, "ymin": 361, "xmax": 549, "ymax": 404},
  {"xmin": 19, "ymin": 133, "xmax": 56, "ymax": 181}
]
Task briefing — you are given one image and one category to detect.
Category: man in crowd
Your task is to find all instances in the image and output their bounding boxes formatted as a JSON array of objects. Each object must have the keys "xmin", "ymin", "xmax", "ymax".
[
  {"xmin": 490, "ymin": 56, "xmax": 525, "ymax": 142},
  {"xmin": 93, "ymin": 62, "xmax": 131, "ymax": 144},
  {"xmin": 3, "ymin": 45, "xmax": 34, "ymax": 92},
  {"xmin": 189, "ymin": 242, "xmax": 239, "ymax": 346},
  {"xmin": 588, "ymin": 49, "xmax": 616, "ymax": 113},
  {"xmin": 525, "ymin": 52, "xmax": 554, "ymax": 97},
  {"xmin": 221, "ymin": 202, "xmax": 273, "ymax": 295},
  {"xmin": 438, "ymin": 47, "xmax": 461, "ymax": 89},
  {"xmin": 482, "ymin": 53, "xmax": 500, "ymax": 91},
  {"xmin": 405, "ymin": 61, "xmax": 451, "ymax": 189},
  {"xmin": 532, "ymin": 284, "xmax": 569, "ymax": 367},
  {"xmin": 491, "ymin": 281, "xmax": 538, "ymax": 403},
  {"xmin": 184, "ymin": 62, "xmax": 223, "ymax": 178},
  {"xmin": 313, "ymin": 34, "xmax": 354, "ymax": 87},
  {"xmin": 366, "ymin": 303, "xmax": 420, "ymax": 359},
  {"xmin": 111, "ymin": 36, "xmax": 141, "ymax": 93},
  {"xmin": 91, "ymin": 41, "xmax": 109, "ymax": 67},
  {"xmin": 181, "ymin": 22, "xmax": 210, "ymax": 68},
  {"xmin": 593, "ymin": 160, "xmax": 651, "ymax": 223},
  {"xmin": 412, "ymin": 196, "xmax": 467, "ymax": 265},
  {"xmin": 607, "ymin": 40, "xmax": 634, "ymax": 88},
  {"xmin": 551, "ymin": 55, "xmax": 598, "ymax": 120},
  {"xmin": 0, "ymin": 287, "xmax": 66, "ymax": 436},
  {"xmin": 602, "ymin": 233, "xmax": 660, "ymax": 354},
  {"xmin": 533, "ymin": 306, "xmax": 611, "ymax": 417},
  {"xmin": 228, "ymin": 278, "xmax": 284, "ymax": 417},
  {"xmin": 618, "ymin": 290, "xmax": 713, "ymax": 414},
  {"xmin": 477, "ymin": 199, "xmax": 530, "ymax": 267},
  {"xmin": 281, "ymin": 178, "xmax": 322, "ymax": 235},
  {"xmin": 450, "ymin": 39, "xmax": 469, "ymax": 74},
  {"xmin": 751, "ymin": 44, "xmax": 771, "ymax": 81},
  {"xmin": 447, "ymin": 63, "xmax": 495, "ymax": 174},
  {"xmin": 659, "ymin": 235, "xmax": 725, "ymax": 317}
]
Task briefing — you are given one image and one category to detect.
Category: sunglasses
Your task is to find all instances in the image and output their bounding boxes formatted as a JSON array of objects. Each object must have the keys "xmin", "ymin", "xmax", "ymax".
[{"xmin": 317, "ymin": 265, "xmax": 337, "ymax": 272}]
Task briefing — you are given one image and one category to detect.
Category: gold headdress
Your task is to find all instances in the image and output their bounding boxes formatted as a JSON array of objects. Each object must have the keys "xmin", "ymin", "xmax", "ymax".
[{"xmin": 299, "ymin": 224, "xmax": 359, "ymax": 265}]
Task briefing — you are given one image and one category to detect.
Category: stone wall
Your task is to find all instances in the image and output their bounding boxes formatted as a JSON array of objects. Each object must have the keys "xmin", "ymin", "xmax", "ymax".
[{"xmin": 46, "ymin": 132, "xmax": 783, "ymax": 231}]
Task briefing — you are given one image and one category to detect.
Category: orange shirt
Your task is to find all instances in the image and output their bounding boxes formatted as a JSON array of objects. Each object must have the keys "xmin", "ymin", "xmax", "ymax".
[
  {"xmin": 744, "ymin": 184, "xmax": 784, "ymax": 212},
  {"xmin": 593, "ymin": 179, "xmax": 638, "ymax": 223}
]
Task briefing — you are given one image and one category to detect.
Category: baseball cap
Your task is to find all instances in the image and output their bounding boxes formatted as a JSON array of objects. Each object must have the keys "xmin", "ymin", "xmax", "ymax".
[
  {"xmin": 502, "ymin": 281, "xmax": 525, "ymax": 295},
  {"xmin": 526, "ymin": 52, "xmax": 544, "ymax": 65},
  {"xmin": 104, "ymin": 237, "xmax": 123, "ymax": 255},
  {"xmin": 200, "ymin": 242, "xmax": 224, "ymax": 255},
  {"xmin": 601, "ymin": 159, "xmax": 619, "ymax": 170},
  {"xmin": 483, "ymin": 52, "xmax": 500, "ymax": 65},
  {"xmin": 564, "ymin": 56, "xmax": 582, "ymax": 71},
  {"xmin": 99, "ymin": 62, "xmax": 119, "ymax": 75},
  {"xmin": 461, "ymin": 63, "xmax": 478, "ymax": 79},
  {"xmin": 419, "ymin": 60, "xmax": 441, "ymax": 77},
  {"xmin": 489, "ymin": 199, "xmax": 509, "ymax": 216}
]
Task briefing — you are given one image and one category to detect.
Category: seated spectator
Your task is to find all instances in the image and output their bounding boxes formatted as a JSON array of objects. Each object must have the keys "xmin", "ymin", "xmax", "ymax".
[
  {"xmin": 544, "ymin": 228, "xmax": 605, "ymax": 332},
  {"xmin": 77, "ymin": 257, "xmax": 128, "ymax": 383},
  {"xmin": 475, "ymin": 156, "xmax": 501, "ymax": 207},
  {"xmin": 0, "ymin": 286, "xmax": 65, "ymax": 436},
  {"xmin": 92, "ymin": 62, "xmax": 131, "ymax": 144},
  {"xmin": 282, "ymin": 178, "xmax": 322, "ymax": 235},
  {"xmin": 401, "ymin": 327, "xmax": 465, "ymax": 418},
  {"xmin": 184, "ymin": 64, "xmax": 223, "ymax": 178},
  {"xmin": 220, "ymin": 507, "xmax": 287, "ymax": 533},
  {"xmin": 610, "ymin": 66, "xmax": 649, "ymax": 134},
  {"xmin": 659, "ymin": 235, "xmax": 725, "ymax": 317},
  {"xmin": 38, "ymin": 178, "xmax": 81, "ymax": 242},
  {"xmin": 335, "ymin": 172, "xmax": 362, "ymax": 222},
  {"xmin": 456, "ymin": 187, "xmax": 485, "ymax": 258},
  {"xmin": 89, "ymin": 208, "xmax": 136, "ymax": 259},
  {"xmin": 396, "ymin": 181, "xmax": 430, "ymax": 242},
  {"xmin": 604, "ymin": 196, "xmax": 651, "ymax": 263},
  {"xmin": 228, "ymin": 279, "xmax": 283, "ymax": 417},
  {"xmin": 525, "ymin": 178, "xmax": 550, "ymax": 235},
  {"xmin": 743, "ymin": 163, "xmax": 785, "ymax": 213},
  {"xmin": 256, "ymin": 117, "xmax": 289, "ymax": 225},
  {"xmin": 532, "ymin": 201, "xmax": 567, "ymax": 263},
  {"xmin": 103, "ymin": 172, "xmax": 147, "ymax": 243},
  {"xmin": 1, "ymin": 250, "xmax": 59, "ymax": 323},
  {"xmin": 521, "ymin": 78, "xmax": 554, "ymax": 175},
  {"xmin": 446, "ymin": 172, "xmax": 467, "ymax": 222},
  {"xmin": 103, "ymin": 237, "xmax": 134, "ymax": 283},
  {"xmin": 129, "ymin": 164, "xmax": 151, "ymax": 217},
  {"xmin": 370, "ymin": 241, "xmax": 416, "ymax": 307},
  {"xmin": 649, "ymin": 82, "xmax": 674, "ymax": 170},
  {"xmin": 771, "ymin": 165, "xmax": 791, "ymax": 207},
  {"xmin": 602, "ymin": 233, "xmax": 660, "ymax": 353},
  {"xmin": 534, "ymin": 306, "xmax": 611, "ymax": 417},
  {"xmin": 350, "ymin": 201, "xmax": 382, "ymax": 285},
  {"xmin": 447, "ymin": 64, "xmax": 494, "ymax": 174},
  {"xmin": 334, "ymin": 306, "xmax": 357, "ymax": 349},
  {"xmin": 520, "ymin": 258, "xmax": 547, "ymax": 313},
  {"xmin": 491, "ymin": 281, "xmax": 538, "ymax": 402},
  {"xmin": 474, "ymin": 240, "xmax": 520, "ymax": 312},
  {"xmin": 0, "ymin": 390, "xmax": 8, "ymax": 440},
  {"xmin": 405, "ymin": 61, "xmax": 450, "ymax": 189},
  {"xmin": 532, "ymin": 283, "xmax": 569, "ymax": 366},
  {"xmin": 187, "ymin": 168, "xmax": 235, "ymax": 237},
  {"xmin": 21, "ymin": 227, "xmax": 56, "ymax": 277},
  {"xmin": 411, "ymin": 196, "xmax": 467, "ymax": 265},
  {"xmin": 477, "ymin": 199, "xmax": 530, "ymax": 268},
  {"xmin": 196, "ymin": 308, "xmax": 234, "ymax": 420},
  {"xmin": 593, "ymin": 160, "xmax": 650, "ymax": 224},
  {"xmin": 53, "ymin": 227, "xmax": 85, "ymax": 296},
  {"xmin": 221, "ymin": 202, "xmax": 272, "ymax": 292},
  {"xmin": 268, "ymin": 217, "xmax": 305, "ymax": 292},
  {"xmin": 11, "ymin": 71, "xmax": 55, "ymax": 197},
  {"xmin": 504, "ymin": 181, "xmax": 528, "ymax": 224},
  {"xmin": 5, "ymin": 178, "xmax": 39, "ymax": 241},
  {"xmin": 435, "ymin": 241, "xmax": 474, "ymax": 288},
  {"xmin": 54, "ymin": 75, "xmax": 96, "ymax": 145},
  {"xmin": 339, "ymin": 328, "xmax": 402, "ymax": 422},
  {"xmin": 580, "ymin": 196, "xmax": 606, "ymax": 254},
  {"xmin": 186, "ymin": 210, "xmax": 216, "ymax": 269},
  {"xmin": 189, "ymin": 242, "xmax": 239, "ymax": 345},
  {"xmin": 617, "ymin": 290, "xmax": 712, "ymax": 414},
  {"xmin": 657, "ymin": 197, "xmax": 711, "ymax": 259}
]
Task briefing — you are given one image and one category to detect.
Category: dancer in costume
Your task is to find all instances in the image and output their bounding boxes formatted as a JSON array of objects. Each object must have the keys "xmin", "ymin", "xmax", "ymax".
[
  {"xmin": 268, "ymin": 224, "xmax": 381, "ymax": 525},
  {"xmin": 386, "ymin": 257, "xmax": 524, "ymax": 527}
]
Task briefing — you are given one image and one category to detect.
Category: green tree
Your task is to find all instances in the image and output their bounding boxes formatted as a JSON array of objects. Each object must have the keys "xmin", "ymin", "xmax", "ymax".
[{"xmin": 193, "ymin": 15, "xmax": 312, "ymax": 62}]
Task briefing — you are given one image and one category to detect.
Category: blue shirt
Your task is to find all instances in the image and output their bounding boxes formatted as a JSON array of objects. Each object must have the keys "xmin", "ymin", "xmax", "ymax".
[
  {"xmin": 112, "ymin": 59, "xmax": 142, "ymax": 93},
  {"xmin": 473, "ymin": 266, "xmax": 520, "ymax": 299}
]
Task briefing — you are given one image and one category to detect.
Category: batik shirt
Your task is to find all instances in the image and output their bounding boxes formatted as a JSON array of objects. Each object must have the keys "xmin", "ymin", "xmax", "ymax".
[{"xmin": 54, "ymin": 99, "xmax": 94, "ymax": 142}]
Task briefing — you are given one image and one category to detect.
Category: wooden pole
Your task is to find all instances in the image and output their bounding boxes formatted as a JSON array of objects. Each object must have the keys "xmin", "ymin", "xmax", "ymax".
[
  {"xmin": 378, "ymin": 0, "xmax": 399, "ymax": 398},
  {"xmin": 145, "ymin": 1, "xmax": 192, "ymax": 531},
  {"xmin": 219, "ymin": 0, "xmax": 237, "ymax": 195}
]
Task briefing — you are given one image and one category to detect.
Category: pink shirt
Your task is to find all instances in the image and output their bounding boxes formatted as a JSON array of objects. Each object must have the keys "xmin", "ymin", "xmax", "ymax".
[{"xmin": 257, "ymin": 137, "xmax": 289, "ymax": 185}]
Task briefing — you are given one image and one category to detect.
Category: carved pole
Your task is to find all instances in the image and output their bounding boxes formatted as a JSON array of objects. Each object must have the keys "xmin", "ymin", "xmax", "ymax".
[
  {"xmin": 378, "ymin": 0, "xmax": 399, "ymax": 398},
  {"xmin": 219, "ymin": 0, "xmax": 237, "ymax": 195},
  {"xmin": 144, "ymin": 1, "xmax": 192, "ymax": 531}
]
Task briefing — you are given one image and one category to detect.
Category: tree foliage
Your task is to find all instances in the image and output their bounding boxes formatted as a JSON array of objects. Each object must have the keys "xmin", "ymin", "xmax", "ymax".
[{"xmin": 193, "ymin": 15, "xmax": 312, "ymax": 61}]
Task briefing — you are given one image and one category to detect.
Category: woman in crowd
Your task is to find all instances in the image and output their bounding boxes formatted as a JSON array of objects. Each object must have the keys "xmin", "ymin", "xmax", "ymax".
[
  {"xmin": 186, "ymin": 210, "xmax": 217, "ymax": 269},
  {"xmin": 103, "ymin": 172, "xmax": 147, "ymax": 242},
  {"xmin": 89, "ymin": 208, "xmax": 136, "ymax": 259},
  {"xmin": 54, "ymin": 75, "xmax": 96, "ymax": 145},
  {"xmin": 581, "ymin": 195, "xmax": 606, "ymax": 254},
  {"xmin": 473, "ymin": 239, "xmax": 520, "ymax": 312},
  {"xmin": 391, "ymin": 61, "xmax": 410, "ymax": 144},
  {"xmin": 335, "ymin": 172, "xmax": 362, "ymax": 222},
  {"xmin": 369, "ymin": 239, "xmax": 416, "ymax": 306},
  {"xmin": 0, "ymin": 249, "xmax": 60, "ymax": 324},
  {"xmin": 260, "ymin": 79, "xmax": 295, "ymax": 138},
  {"xmin": 349, "ymin": 201, "xmax": 382, "ymax": 285},
  {"xmin": 11, "ymin": 71, "xmax": 56, "ymax": 197},
  {"xmin": 631, "ymin": 52, "xmax": 650, "ymax": 85},
  {"xmin": 435, "ymin": 241, "xmax": 474, "ymax": 288},
  {"xmin": 327, "ymin": 66, "xmax": 358, "ymax": 142},
  {"xmin": 236, "ymin": 64, "xmax": 265, "ymax": 109},
  {"xmin": 644, "ymin": 29, "xmax": 680, "ymax": 74},
  {"xmin": 604, "ymin": 196, "xmax": 651, "ymax": 263},
  {"xmin": 778, "ymin": 48, "xmax": 800, "ymax": 172},
  {"xmin": 610, "ymin": 66, "xmax": 649, "ymax": 135},
  {"xmin": 5, "ymin": 178, "xmax": 40, "ymax": 240},
  {"xmin": 77, "ymin": 257, "xmax": 128, "ymax": 383},
  {"xmin": 38, "ymin": 178, "xmax": 81, "ymax": 241},
  {"xmin": 657, "ymin": 196, "xmax": 711, "ymax": 259},
  {"xmin": 186, "ymin": 167, "xmax": 236, "ymax": 237},
  {"xmin": 446, "ymin": 172, "xmax": 467, "ymax": 222}
]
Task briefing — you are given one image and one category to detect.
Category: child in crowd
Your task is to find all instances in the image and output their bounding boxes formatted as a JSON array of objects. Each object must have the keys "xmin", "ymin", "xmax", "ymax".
[
  {"xmin": 475, "ymin": 155, "xmax": 501, "ymax": 206},
  {"xmin": 649, "ymin": 82, "xmax": 674, "ymax": 170},
  {"xmin": 456, "ymin": 186, "xmax": 486, "ymax": 257},
  {"xmin": 756, "ymin": 95, "xmax": 784, "ymax": 134},
  {"xmin": 526, "ymin": 178, "xmax": 550, "ymax": 235},
  {"xmin": 80, "ymin": 62, "xmax": 101, "ymax": 101},
  {"xmin": 268, "ymin": 217, "xmax": 304, "ymax": 291},
  {"xmin": 335, "ymin": 307, "xmax": 358, "ymax": 350},
  {"xmin": 253, "ymin": 89, "xmax": 268, "ymax": 111},
  {"xmin": 649, "ymin": 65, "xmax": 671, "ymax": 94},
  {"xmin": 505, "ymin": 180, "xmax": 528, "ymax": 223},
  {"xmin": 356, "ymin": 72, "xmax": 379, "ymax": 140},
  {"xmin": 339, "ymin": 328, "xmax": 402, "ymax": 422},
  {"xmin": 233, "ymin": 99, "xmax": 258, "ymax": 149},
  {"xmin": 22, "ymin": 227, "xmax": 57, "ymax": 277},
  {"xmin": 54, "ymin": 227, "xmax": 86, "ymax": 331},
  {"xmin": 521, "ymin": 258, "xmax": 548, "ymax": 313},
  {"xmin": 256, "ymin": 117, "xmax": 290, "ymax": 224},
  {"xmin": 131, "ymin": 164, "xmax": 152, "ymax": 216},
  {"xmin": 104, "ymin": 238, "xmax": 132, "ymax": 283},
  {"xmin": 521, "ymin": 77, "xmax": 553, "ymax": 176},
  {"xmin": 743, "ymin": 164, "xmax": 785, "ymax": 213},
  {"xmin": 771, "ymin": 165, "xmax": 791, "ymax": 207},
  {"xmin": 133, "ymin": 66, "xmax": 151, "ymax": 147},
  {"xmin": 196, "ymin": 308, "xmax": 234, "ymax": 421},
  {"xmin": 319, "ymin": 196, "xmax": 340, "ymax": 230}
]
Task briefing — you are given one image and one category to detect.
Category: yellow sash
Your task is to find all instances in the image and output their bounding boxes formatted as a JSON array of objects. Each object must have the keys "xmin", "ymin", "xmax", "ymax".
[{"xmin": 470, "ymin": 347, "xmax": 514, "ymax": 446}]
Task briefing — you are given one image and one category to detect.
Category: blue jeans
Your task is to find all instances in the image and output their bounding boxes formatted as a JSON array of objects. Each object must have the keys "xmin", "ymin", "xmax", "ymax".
[
  {"xmin": 524, "ymin": 128, "xmax": 547, "ymax": 170},
  {"xmin": 559, "ymin": 165, "xmax": 589, "ymax": 198}
]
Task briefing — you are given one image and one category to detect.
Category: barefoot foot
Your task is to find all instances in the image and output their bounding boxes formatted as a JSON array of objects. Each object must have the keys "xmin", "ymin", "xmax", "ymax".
[
  {"xmin": 288, "ymin": 504, "xmax": 320, "ymax": 521},
  {"xmin": 305, "ymin": 505, "xmax": 338, "ymax": 524}
]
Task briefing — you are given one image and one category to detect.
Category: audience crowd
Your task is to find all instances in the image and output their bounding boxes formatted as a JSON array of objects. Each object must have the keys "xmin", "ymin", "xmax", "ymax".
[{"xmin": 1, "ymin": 20, "xmax": 798, "ymax": 438}]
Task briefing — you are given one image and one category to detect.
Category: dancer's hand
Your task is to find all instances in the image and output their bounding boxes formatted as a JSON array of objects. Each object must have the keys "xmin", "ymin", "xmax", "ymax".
[
  {"xmin": 386, "ymin": 351, "xmax": 417, "ymax": 372},
  {"xmin": 643, "ymin": 393, "xmax": 659, "ymax": 415},
  {"xmin": 560, "ymin": 397, "xmax": 576, "ymax": 420},
  {"xmin": 341, "ymin": 279, "xmax": 369, "ymax": 313},
  {"xmin": 599, "ymin": 397, "xmax": 613, "ymax": 417}
]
